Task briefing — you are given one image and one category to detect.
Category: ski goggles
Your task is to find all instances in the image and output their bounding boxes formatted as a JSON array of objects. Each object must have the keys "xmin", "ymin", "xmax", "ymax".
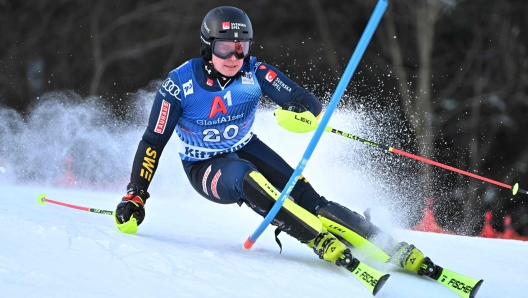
[{"xmin": 212, "ymin": 39, "xmax": 251, "ymax": 59}]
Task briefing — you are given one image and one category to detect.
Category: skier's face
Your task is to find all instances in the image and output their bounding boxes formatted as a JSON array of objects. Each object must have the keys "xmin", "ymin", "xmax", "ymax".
[
  {"xmin": 211, "ymin": 53, "xmax": 243, "ymax": 77},
  {"xmin": 211, "ymin": 40, "xmax": 248, "ymax": 77}
]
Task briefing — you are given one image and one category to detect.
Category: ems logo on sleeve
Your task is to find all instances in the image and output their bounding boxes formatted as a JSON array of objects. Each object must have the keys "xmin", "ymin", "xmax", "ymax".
[
  {"xmin": 265, "ymin": 69, "xmax": 277, "ymax": 83},
  {"xmin": 155, "ymin": 100, "xmax": 171, "ymax": 134},
  {"xmin": 182, "ymin": 80, "xmax": 194, "ymax": 97},
  {"xmin": 242, "ymin": 72, "xmax": 254, "ymax": 85}
]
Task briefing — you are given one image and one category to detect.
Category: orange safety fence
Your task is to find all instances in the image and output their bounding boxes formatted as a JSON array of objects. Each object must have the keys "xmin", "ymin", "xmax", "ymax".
[{"xmin": 412, "ymin": 199, "xmax": 528, "ymax": 241}]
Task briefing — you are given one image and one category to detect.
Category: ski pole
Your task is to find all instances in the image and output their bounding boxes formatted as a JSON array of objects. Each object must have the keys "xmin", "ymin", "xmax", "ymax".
[
  {"xmin": 331, "ymin": 127, "xmax": 526, "ymax": 195},
  {"xmin": 244, "ymin": 0, "xmax": 389, "ymax": 250},
  {"xmin": 37, "ymin": 193, "xmax": 114, "ymax": 215},
  {"xmin": 273, "ymin": 109, "xmax": 528, "ymax": 196}
]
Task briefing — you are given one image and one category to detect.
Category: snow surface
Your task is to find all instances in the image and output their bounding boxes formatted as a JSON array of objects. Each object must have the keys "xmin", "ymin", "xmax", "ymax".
[
  {"xmin": 2, "ymin": 184, "xmax": 528, "ymax": 298},
  {"xmin": 1, "ymin": 99, "xmax": 528, "ymax": 298}
]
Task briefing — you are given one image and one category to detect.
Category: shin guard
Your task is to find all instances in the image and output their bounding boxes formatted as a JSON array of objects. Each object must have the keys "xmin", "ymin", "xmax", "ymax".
[{"xmin": 242, "ymin": 171, "xmax": 322, "ymax": 243}]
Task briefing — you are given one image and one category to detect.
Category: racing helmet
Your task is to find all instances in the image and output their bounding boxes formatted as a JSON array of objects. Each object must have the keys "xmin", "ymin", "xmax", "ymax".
[{"xmin": 200, "ymin": 6, "xmax": 253, "ymax": 61}]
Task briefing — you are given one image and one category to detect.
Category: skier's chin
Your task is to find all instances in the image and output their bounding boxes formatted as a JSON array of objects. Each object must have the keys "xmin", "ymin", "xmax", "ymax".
[{"xmin": 219, "ymin": 65, "xmax": 240, "ymax": 77}]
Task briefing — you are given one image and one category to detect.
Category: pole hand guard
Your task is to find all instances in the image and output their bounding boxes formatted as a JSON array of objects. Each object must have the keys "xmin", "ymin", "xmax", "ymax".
[{"xmin": 274, "ymin": 107, "xmax": 322, "ymax": 133}]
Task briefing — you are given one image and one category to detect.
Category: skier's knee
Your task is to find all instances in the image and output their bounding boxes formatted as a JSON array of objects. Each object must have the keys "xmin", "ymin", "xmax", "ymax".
[{"xmin": 207, "ymin": 159, "xmax": 255, "ymax": 204}]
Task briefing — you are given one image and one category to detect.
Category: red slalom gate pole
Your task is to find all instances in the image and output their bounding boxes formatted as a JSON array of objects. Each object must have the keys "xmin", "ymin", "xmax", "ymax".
[{"xmin": 37, "ymin": 193, "xmax": 114, "ymax": 215}]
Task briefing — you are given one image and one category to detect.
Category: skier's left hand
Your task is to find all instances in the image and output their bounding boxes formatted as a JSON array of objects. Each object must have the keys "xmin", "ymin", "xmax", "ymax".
[
  {"xmin": 281, "ymin": 102, "xmax": 309, "ymax": 113},
  {"xmin": 274, "ymin": 102, "xmax": 319, "ymax": 133}
]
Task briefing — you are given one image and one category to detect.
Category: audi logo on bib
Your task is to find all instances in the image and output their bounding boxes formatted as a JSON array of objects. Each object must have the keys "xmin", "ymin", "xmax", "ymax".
[{"xmin": 162, "ymin": 78, "xmax": 180, "ymax": 99}]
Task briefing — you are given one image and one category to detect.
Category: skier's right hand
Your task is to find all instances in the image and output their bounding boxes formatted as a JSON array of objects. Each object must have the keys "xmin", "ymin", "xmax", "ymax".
[{"xmin": 114, "ymin": 183, "xmax": 149, "ymax": 234}]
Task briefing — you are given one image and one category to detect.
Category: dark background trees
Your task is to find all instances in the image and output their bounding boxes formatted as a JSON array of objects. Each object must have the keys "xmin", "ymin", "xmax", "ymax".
[{"xmin": 2, "ymin": 0, "xmax": 527, "ymax": 235}]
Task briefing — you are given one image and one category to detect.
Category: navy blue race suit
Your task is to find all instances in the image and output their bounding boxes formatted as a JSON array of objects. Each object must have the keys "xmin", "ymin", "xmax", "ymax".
[{"xmin": 129, "ymin": 57, "xmax": 327, "ymax": 213}]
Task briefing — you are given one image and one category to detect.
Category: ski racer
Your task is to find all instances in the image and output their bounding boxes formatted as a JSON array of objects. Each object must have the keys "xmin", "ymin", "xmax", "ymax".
[{"xmin": 114, "ymin": 5, "xmax": 441, "ymax": 281}]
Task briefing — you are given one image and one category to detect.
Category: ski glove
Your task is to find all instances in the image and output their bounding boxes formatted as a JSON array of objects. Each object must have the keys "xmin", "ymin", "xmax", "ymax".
[
  {"xmin": 281, "ymin": 102, "xmax": 309, "ymax": 113},
  {"xmin": 274, "ymin": 102, "xmax": 320, "ymax": 133},
  {"xmin": 114, "ymin": 183, "xmax": 150, "ymax": 234}
]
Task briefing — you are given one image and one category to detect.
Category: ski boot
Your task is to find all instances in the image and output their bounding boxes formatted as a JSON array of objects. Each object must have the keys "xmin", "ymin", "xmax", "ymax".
[
  {"xmin": 390, "ymin": 242, "xmax": 429, "ymax": 273},
  {"xmin": 308, "ymin": 229, "xmax": 348, "ymax": 263},
  {"xmin": 309, "ymin": 229, "xmax": 391, "ymax": 295},
  {"xmin": 390, "ymin": 242, "xmax": 443, "ymax": 279},
  {"xmin": 391, "ymin": 242, "xmax": 483, "ymax": 297},
  {"xmin": 308, "ymin": 229, "xmax": 365, "ymax": 275}
]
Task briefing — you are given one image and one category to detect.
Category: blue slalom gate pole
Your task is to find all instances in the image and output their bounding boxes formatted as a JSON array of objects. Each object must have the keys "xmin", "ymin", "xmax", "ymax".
[{"xmin": 244, "ymin": 0, "xmax": 389, "ymax": 249}]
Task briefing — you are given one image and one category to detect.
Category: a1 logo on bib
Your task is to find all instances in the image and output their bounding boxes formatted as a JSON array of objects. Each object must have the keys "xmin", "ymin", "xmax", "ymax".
[{"xmin": 242, "ymin": 72, "xmax": 254, "ymax": 85}]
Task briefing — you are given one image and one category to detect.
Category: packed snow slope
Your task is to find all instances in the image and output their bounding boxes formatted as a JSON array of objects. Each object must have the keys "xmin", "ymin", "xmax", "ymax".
[
  {"xmin": 1, "ymin": 97, "xmax": 528, "ymax": 297},
  {"xmin": 1, "ymin": 184, "xmax": 528, "ymax": 298}
]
